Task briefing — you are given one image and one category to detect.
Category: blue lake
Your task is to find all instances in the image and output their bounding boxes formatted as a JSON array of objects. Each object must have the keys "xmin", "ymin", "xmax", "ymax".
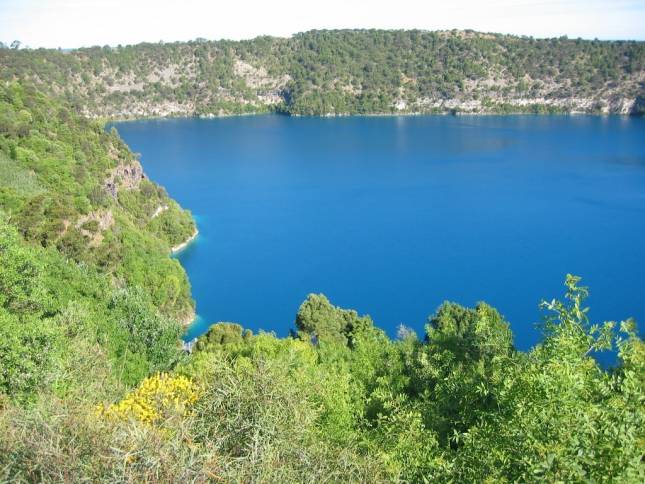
[{"xmin": 113, "ymin": 115, "xmax": 645, "ymax": 355}]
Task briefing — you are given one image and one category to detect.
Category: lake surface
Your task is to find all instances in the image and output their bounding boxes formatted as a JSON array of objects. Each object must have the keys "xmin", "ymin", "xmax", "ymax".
[{"xmin": 114, "ymin": 115, "xmax": 645, "ymax": 355}]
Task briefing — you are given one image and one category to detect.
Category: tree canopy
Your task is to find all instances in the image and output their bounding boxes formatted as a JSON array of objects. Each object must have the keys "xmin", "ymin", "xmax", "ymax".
[
  {"xmin": 0, "ymin": 80, "xmax": 643, "ymax": 482},
  {"xmin": 1, "ymin": 30, "xmax": 643, "ymax": 117}
]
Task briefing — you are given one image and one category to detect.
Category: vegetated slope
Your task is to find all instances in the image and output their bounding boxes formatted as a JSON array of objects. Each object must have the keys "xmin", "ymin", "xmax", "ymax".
[
  {"xmin": 0, "ymin": 82, "xmax": 196, "ymax": 321},
  {"xmin": 2, "ymin": 271, "xmax": 644, "ymax": 481},
  {"xmin": 1, "ymin": 29, "xmax": 643, "ymax": 117},
  {"xmin": 0, "ymin": 83, "xmax": 198, "ymax": 457},
  {"xmin": 0, "ymin": 84, "xmax": 643, "ymax": 482}
]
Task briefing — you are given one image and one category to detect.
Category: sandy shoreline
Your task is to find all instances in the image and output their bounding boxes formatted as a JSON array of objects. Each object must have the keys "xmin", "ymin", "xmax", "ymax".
[{"xmin": 171, "ymin": 228, "xmax": 199, "ymax": 254}]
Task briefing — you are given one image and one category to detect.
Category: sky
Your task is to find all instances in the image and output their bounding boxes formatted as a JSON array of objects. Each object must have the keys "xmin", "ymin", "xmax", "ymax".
[{"xmin": 1, "ymin": 0, "xmax": 643, "ymax": 49}]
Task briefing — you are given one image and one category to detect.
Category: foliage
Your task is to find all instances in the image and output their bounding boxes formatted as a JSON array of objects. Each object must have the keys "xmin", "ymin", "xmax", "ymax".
[
  {"xmin": 195, "ymin": 322, "xmax": 252, "ymax": 351},
  {"xmin": 0, "ymin": 82, "xmax": 195, "ymax": 320},
  {"xmin": 98, "ymin": 373, "xmax": 200, "ymax": 425},
  {"xmin": 0, "ymin": 84, "xmax": 643, "ymax": 482},
  {"xmin": 296, "ymin": 293, "xmax": 379, "ymax": 346},
  {"xmin": 2, "ymin": 217, "xmax": 644, "ymax": 481},
  {"xmin": 1, "ymin": 30, "xmax": 642, "ymax": 117},
  {"xmin": 0, "ymin": 215, "xmax": 185, "ymax": 398}
]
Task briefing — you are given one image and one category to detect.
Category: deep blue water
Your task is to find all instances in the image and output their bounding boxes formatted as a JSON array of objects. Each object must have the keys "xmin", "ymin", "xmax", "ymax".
[{"xmin": 113, "ymin": 115, "xmax": 645, "ymax": 356}]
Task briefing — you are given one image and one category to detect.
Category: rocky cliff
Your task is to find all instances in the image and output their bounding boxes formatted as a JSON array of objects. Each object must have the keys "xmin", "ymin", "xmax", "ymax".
[{"xmin": 1, "ymin": 30, "xmax": 642, "ymax": 117}]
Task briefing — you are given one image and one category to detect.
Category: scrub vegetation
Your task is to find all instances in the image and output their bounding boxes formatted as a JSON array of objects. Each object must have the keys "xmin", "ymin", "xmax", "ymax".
[
  {"xmin": 0, "ymin": 75, "xmax": 643, "ymax": 481},
  {"xmin": 1, "ymin": 29, "xmax": 643, "ymax": 117}
]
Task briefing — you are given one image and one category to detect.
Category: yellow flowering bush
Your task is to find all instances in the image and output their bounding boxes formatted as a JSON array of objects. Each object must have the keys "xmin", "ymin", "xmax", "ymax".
[{"xmin": 97, "ymin": 373, "xmax": 200, "ymax": 425}]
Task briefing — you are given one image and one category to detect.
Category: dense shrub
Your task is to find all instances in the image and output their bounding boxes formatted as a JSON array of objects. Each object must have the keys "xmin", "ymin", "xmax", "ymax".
[
  {"xmin": 0, "ymin": 84, "xmax": 642, "ymax": 482},
  {"xmin": 1, "ymin": 30, "xmax": 642, "ymax": 116}
]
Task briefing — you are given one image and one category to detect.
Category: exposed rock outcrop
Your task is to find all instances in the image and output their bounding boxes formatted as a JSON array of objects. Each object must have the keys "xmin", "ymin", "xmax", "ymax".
[
  {"xmin": 76, "ymin": 209, "xmax": 114, "ymax": 247},
  {"xmin": 105, "ymin": 161, "xmax": 146, "ymax": 198},
  {"xmin": 3, "ymin": 31, "xmax": 641, "ymax": 118},
  {"xmin": 151, "ymin": 204, "xmax": 169, "ymax": 219},
  {"xmin": 631, "ymin": 96, "xmax": 645, "ymax": 115},
  {"xmin": 170, "ymin": 228, "xmax": 199, "ymax": 254}
]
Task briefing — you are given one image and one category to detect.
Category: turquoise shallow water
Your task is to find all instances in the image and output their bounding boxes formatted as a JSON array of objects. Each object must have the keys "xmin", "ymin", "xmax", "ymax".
[{"xmin": 113, "ymin": 115, "xmax": 645, "ymax": 358}]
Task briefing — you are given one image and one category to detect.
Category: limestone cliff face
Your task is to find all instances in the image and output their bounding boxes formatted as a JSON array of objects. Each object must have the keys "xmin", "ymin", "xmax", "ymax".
[
  {"xmin": 631, "ymin": 96, "xmax": 645, "ymax": 115},
  {"xmin": 104, "ymin": 161, "xmax": 146, "ymax": 198},
  {"xmin": 400, "ymin": 93, "xmax": 642, "ymax": 115},
  {"xmin": 1, "ymin": 30, "xmax": 642, "ymax": 117}
]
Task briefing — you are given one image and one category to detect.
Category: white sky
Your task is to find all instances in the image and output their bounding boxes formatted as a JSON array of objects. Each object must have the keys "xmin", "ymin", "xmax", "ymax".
[{"xmin": 1, "ymin": 0, "xmax": 643, "ymax": 49}]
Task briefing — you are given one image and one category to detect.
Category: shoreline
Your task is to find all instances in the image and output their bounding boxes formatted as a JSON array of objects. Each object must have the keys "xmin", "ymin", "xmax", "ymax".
[
  {"xmin": 171, "ymin": 228, "xmax": 199, "ymax": 328},
  {"xmin": 103, "ymin": 108, "xmax": 641, "ymax": 126},
  {"xmin": 171, "ymin": 227, "xmax": 199, "ymax": 254},
  {"xmin": 103, "ymin": 110, "xmax": 270, "ymax": 124},
  {"xmin": 179, "ymin": 308, "xmax": 196, "ymax": 327}
]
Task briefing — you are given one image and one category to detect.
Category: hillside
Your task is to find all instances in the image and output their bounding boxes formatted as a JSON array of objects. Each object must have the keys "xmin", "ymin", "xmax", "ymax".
[
  {"xmin": 0, "ymin": 83, "xmax": 196, "ymax": 322},
  {"xmin": 1, "ymin": 29, "xmax": 643, "ymax": 118},
  {"xmin": 0, "ymin": 56, "xmax": 644, "ymax": 481}
]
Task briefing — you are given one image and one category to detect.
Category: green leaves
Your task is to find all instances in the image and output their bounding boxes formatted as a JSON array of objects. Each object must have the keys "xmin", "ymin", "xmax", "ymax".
[
  {"xmin": 0, "ymin": 220, "xmax": 48, "ymax": 314},
  {"xmin": 0, "ymin": 82, "xmax": 195, "ymax": 322},
  {"xmin": 295, "ymin": 293, "xmax": 378, "ymax": 347},
  {"xmin": 0, "ymin": 220, "xmax": 58, "ymax": 398},
  {"xmin": 0, "ymin": 78, "xmax": 643, "ymax": 478},
  {"xmin": 109, "ymin": 286, "xmax": 183, "ymax": 378},
  {"xmin": 540, "ymin": 274, "xmax": 618, "ymax": 359},
  {"xmin": 3, "ymin": 31, "xmax": 641, "ymax": 117}
]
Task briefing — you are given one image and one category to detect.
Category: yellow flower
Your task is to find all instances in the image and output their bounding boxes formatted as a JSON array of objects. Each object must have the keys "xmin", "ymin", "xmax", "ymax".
[{"xmin": 97, "ymin": 373, "xmax": 200, "ymax": 425}]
